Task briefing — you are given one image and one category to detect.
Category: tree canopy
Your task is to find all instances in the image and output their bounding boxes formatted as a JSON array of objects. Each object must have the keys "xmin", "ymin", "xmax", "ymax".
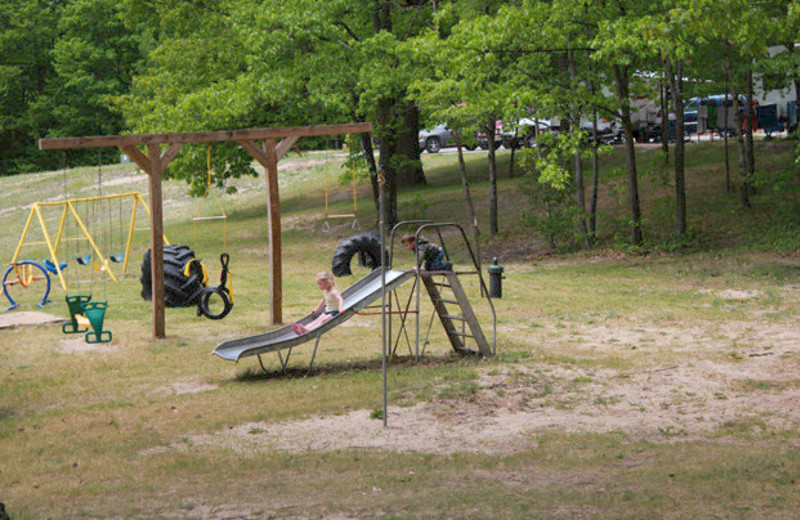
[{"xmin": 2, "ymin": 0, "xmax": 800, "ymax": 242}]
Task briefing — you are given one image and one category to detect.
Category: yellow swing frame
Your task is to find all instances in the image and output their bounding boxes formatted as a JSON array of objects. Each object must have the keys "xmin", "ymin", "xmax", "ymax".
[{"xmin": 10, "ymin": 192, "xmax": 169, "ymax": 291}]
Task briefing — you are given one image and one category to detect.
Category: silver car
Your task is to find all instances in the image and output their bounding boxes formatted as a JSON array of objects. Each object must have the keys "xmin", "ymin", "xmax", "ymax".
[{"xmin": 418, "ymin": 124, "xmax": 451, "ymax": 153}]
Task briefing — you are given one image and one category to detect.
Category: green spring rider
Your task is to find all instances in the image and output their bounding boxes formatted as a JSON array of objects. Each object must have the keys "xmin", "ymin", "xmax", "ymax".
[
  {"xmin": 62, "ymin": 294, "xmax": 92, "ymax": 334},
  {"xmin": 81, "ymin": 301, "xmax": 112, "ymax": 344}
]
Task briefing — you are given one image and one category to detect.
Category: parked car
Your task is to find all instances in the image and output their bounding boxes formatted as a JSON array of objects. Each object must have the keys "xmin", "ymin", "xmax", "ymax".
[
  {"xmin": 477, "ymin": 121, "xmax": 504, "ymax": 150},
  {"xmin": 418, "ymin": 124, "xmax": 477, "ymax": 153},
  {"xmin": 496, "ymin": 117, "xmax": 621, "ymax": 148},
  {"xmin": 418, "ymin": 124, "xmax": 451, "ymax": 153},
  {"xmin": 498, "ymin": 118, "xmax": 554, "ymax": 148}
]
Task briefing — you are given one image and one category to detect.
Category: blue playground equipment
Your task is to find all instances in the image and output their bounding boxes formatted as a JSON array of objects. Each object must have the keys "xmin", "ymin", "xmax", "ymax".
[
  {"xmin": 2, "ymin": 260, "xmax": 52, "ymax": 311},
  {"xmin": 44, "ymin": 259, "xmax": 68, "ymax": 274}
]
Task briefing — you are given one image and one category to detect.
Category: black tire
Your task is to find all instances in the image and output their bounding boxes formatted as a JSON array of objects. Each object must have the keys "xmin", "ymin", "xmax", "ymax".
[
  {"xmin": 425, "ymin": 137, "xmax": 441, "ymax": 153},
  {"xmin": 140, "ymin": 245, "xmax": 206, "ymax": 307},
  {"xmin": 198, "ymin": 288, "xmax": 233, "ymax": 320},
  {"xmin": 331, "ymin": 231, "xmax": 386, "ymax": 277}
]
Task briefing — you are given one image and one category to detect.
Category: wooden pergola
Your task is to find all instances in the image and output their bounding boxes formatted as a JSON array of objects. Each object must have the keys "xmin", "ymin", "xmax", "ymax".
[{"xmin": 39, "ymin": 122, "xmax": 373, "ymax": 338}]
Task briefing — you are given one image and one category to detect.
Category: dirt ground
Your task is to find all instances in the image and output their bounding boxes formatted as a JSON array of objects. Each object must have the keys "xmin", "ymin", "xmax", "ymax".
[
  {"xmin": 0, "ymin": 311, "xmax": 66, "ymax": 330},
  {"xmin": 141, "ymin": 314, "xmax": 800, "ymax": 459}
]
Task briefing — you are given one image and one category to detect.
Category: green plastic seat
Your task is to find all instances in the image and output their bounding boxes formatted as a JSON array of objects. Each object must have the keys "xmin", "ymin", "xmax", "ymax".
[
  {"xmin": 81, "ymin": 301, "xmax": 112, "ymax": 344},
  {"xmin": 62, "ymin": 294, "xmax": 92, "ymax": 334}
]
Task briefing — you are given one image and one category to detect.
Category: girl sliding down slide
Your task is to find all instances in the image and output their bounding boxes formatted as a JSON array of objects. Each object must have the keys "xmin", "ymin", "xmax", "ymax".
[{"xmin": 291, "ymin": 272, "xmax": 344, "ymax": 335}]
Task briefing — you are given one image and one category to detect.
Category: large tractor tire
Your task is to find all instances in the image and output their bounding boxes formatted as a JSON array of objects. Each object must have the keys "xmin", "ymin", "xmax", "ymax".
[
  {"xmin": 140, "ymin": 245, "xmax": 206, "ymax": 307},
  {"xmin": 331, "ymin": 231, "xmax": 386, "ymax": 277}
]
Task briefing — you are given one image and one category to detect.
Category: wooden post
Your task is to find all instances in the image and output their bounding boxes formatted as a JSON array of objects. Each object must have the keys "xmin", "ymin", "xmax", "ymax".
[
  {"xmin": 146, "ymin": 144, "xmax": 166, "ymax": 338},
  {"xmin": 263, "ymin": 139, "xmax": 282, "ymax": 325}
]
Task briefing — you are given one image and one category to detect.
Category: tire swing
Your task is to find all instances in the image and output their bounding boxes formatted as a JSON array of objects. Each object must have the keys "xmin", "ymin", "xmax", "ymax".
[
  {"xmin": 331, "ymin": 230, "xmax": 386, "ymax": 277},
  {"xmin": 139, "ymin": 146, "xmax": 233, "ymax": 320}
]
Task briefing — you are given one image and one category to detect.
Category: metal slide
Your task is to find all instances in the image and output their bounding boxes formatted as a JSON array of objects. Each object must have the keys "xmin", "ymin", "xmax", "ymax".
[{"xmin": 212, "ymin": 269, "xmax": 415, "ymax": 362}]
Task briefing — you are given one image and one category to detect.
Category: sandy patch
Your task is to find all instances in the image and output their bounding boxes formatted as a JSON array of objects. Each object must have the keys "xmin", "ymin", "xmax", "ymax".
[
  {"xmin": 0, "ymin": 311, "xmax": 67, "ymax": 330},
  {"xmin": 141, "ymin": 315, "xmax": 800, "ymax": 458},
  {"xmin": 168, "ymin": 381, "xmax": 219, "ymax": 395},
  {"xmin": 278, "ymin": 159, "xmax": 327, "ymax": 172},
  {"xmin": 716, "ymin": 289, "xmax": 762, "ymax": 300},
  {"xmin": 183, "ymin": 358, "xmax": 798, "ymax": 456},
  {"xmin": 57, "ymin": 337, "xmax": 120, "ymax": 354}
]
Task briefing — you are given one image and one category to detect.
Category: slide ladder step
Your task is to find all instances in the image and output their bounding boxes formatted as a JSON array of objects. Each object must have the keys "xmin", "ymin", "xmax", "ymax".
[{"xmin": 422, "ymin": 273, "xmax": 491, "ymax": 356}]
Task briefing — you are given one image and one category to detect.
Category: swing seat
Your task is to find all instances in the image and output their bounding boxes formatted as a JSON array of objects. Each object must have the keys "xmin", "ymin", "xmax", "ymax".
[
  {"xmin": 81, "ymin": 301, "xmax": 112, "ymax": 344},
  {"xmin": 62, "ymin": 294, "xmax": 92, "ymax": 334},
  {"xmin": 44, "ymin": 260, "xmax": 68, "ymax": 274},
  {"xmin": 109, "ymin": 253, "xmax": 125, "ymax": 263},
  {"xmin": 77, "ymin": 254, "xmax": 91, "ymax": 265}
]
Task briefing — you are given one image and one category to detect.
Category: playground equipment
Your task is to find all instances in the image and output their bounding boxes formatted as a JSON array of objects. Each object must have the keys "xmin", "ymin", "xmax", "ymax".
[
  {"xmin": 214, "ymin": 269, "xmax": 415, "ymax": 370},
  {"xmin": 193, "ymin": 146, "xmax": 228, "ymax": 252},
  {"xmin": 81, "ymin": 301, "xmax": 112, "ymax": 343},
  {"xmin": 2, "ymin": 261, "xmax": 52, "ymax": 311},
  {"xmin": 62, "ymin": 294, "xmax": 91, "ymax": 334},
  {"xmin": 322, "ymin": 151, "xmax": 360, "ymax": 233},
  {"xmin": 67, "ymin": 155, "xmax": 114, "ymax": 344},
  {"xmin": 213, "ymin": 221, "xmax": 495, "ymax": 373},
  {"xmin": 9, "ymin": 192, "xmax": 166, "ymax": 291},
  {"xmin": 139, "ymin": 245, "xmax": 233, "ymax": 320},
  {"xmin": 330, "ymin": 230, "xmax": 385, "ymax": 277},
  {"xmin": 39, "ymin": 121, "xmax": 374, "ymax": 338}
]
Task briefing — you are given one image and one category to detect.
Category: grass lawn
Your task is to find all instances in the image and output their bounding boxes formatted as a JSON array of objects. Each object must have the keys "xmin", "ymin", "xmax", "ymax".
[{"xmin": 1, "ymin": 141, "xmax": 800, "ymax": 519}]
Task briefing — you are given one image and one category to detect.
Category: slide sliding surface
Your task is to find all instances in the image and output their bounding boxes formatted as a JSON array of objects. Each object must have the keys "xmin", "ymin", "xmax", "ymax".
[{"xmin": 213, "ymin": 269, "xmax": 415, "ymax": 362}]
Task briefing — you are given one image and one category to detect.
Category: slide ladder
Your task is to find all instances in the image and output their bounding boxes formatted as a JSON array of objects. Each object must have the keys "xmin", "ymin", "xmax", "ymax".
[{"xmin": 421, "ymin": 272, "xmax": 491, "ymax": 357}]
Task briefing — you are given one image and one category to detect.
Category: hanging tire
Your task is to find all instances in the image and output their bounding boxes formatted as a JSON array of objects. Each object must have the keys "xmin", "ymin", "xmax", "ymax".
[
  {"xmin": 198, "ymin": 287, "xmax": 233, "ymax": 320},
  {"xmin": 140, "ymin": 245, "xmax": 205, "ymax": 307},
  {"xmin": 331, "ymin": 230, "xmax": 386, "ymax": 277}
]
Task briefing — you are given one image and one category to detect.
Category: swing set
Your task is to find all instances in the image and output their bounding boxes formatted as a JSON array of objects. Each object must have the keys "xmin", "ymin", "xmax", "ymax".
[{"xmin": 8, "ymin": 192, "xmax": 166, "ymax": 292}]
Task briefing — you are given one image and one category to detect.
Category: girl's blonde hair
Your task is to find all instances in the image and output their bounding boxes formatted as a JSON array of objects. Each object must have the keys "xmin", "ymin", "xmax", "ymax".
[{"xmin": 316, "ymin": 271, "xmax": 335, "ymax": 285}]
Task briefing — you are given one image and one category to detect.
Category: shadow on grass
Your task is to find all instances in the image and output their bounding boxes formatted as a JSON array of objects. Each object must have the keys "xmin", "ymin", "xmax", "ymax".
[{"xmin": 233, "ymin": 351, "xmax": 483, "ymax": 382}]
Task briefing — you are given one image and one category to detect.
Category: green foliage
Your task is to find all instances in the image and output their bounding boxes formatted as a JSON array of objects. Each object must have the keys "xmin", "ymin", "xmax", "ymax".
[{"xmin": 518, "ymin": 133, "xmax": 588, "ymax": 250}]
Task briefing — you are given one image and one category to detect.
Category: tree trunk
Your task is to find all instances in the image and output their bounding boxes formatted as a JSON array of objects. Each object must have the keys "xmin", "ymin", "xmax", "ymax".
[
  {"xmin": 723, "ymin": 87, "xmax": 731, "ymax": 193},
  {"xmin": 613, "ymin": 64, "xmax": 642, "ymax": 246},
  {"xmin": 744, "ymin": 67, "xmax": 756, "ymax": 184},
  {"xmin": 661, "ymin": 75, "xmax": 669, "ymax": 161},
  {"xmin": 507, "ymin": 128, "xmax": 517, "ymax": 178},
  {"xmin": 732, "ymin": 89, "xmax": 750, "ymax": 207},
  {"xmin": 568, "ymin": 47, "xmax": 589, "ymax": 249},
  {"xmin": 794, "ymin": 78, "xmax": 800, "ymax": 132},
  {"xmin": 666, "ymin": 58, "xmax": 686, "ymax": 237},
  {"xmin": 394, "ymin": 100, "xmax": 426, "ymax": 186},
  {"xmin": 360, "ymin": 133, "xmax": 380, "ymax": 222},
  {"xmin": 376, "ymin": 98, "xmax": 398, "ymax": 229},
  {"xmin": 452, "ymin": 128, "xmax": 481, "ymax": 263},
  {"xmin": 486, "ymin": 120, "xmax": 499, "ymax": 235},
  {"xmin": 590, "ymin": 111, "xmax": 599, "ymax": 239}
]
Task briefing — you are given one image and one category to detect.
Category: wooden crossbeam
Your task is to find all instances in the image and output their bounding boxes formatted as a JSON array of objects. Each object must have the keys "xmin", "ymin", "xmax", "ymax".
[{"xmin": 39, "ymin": 123, "xmax": 372, "ymax": 150}]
